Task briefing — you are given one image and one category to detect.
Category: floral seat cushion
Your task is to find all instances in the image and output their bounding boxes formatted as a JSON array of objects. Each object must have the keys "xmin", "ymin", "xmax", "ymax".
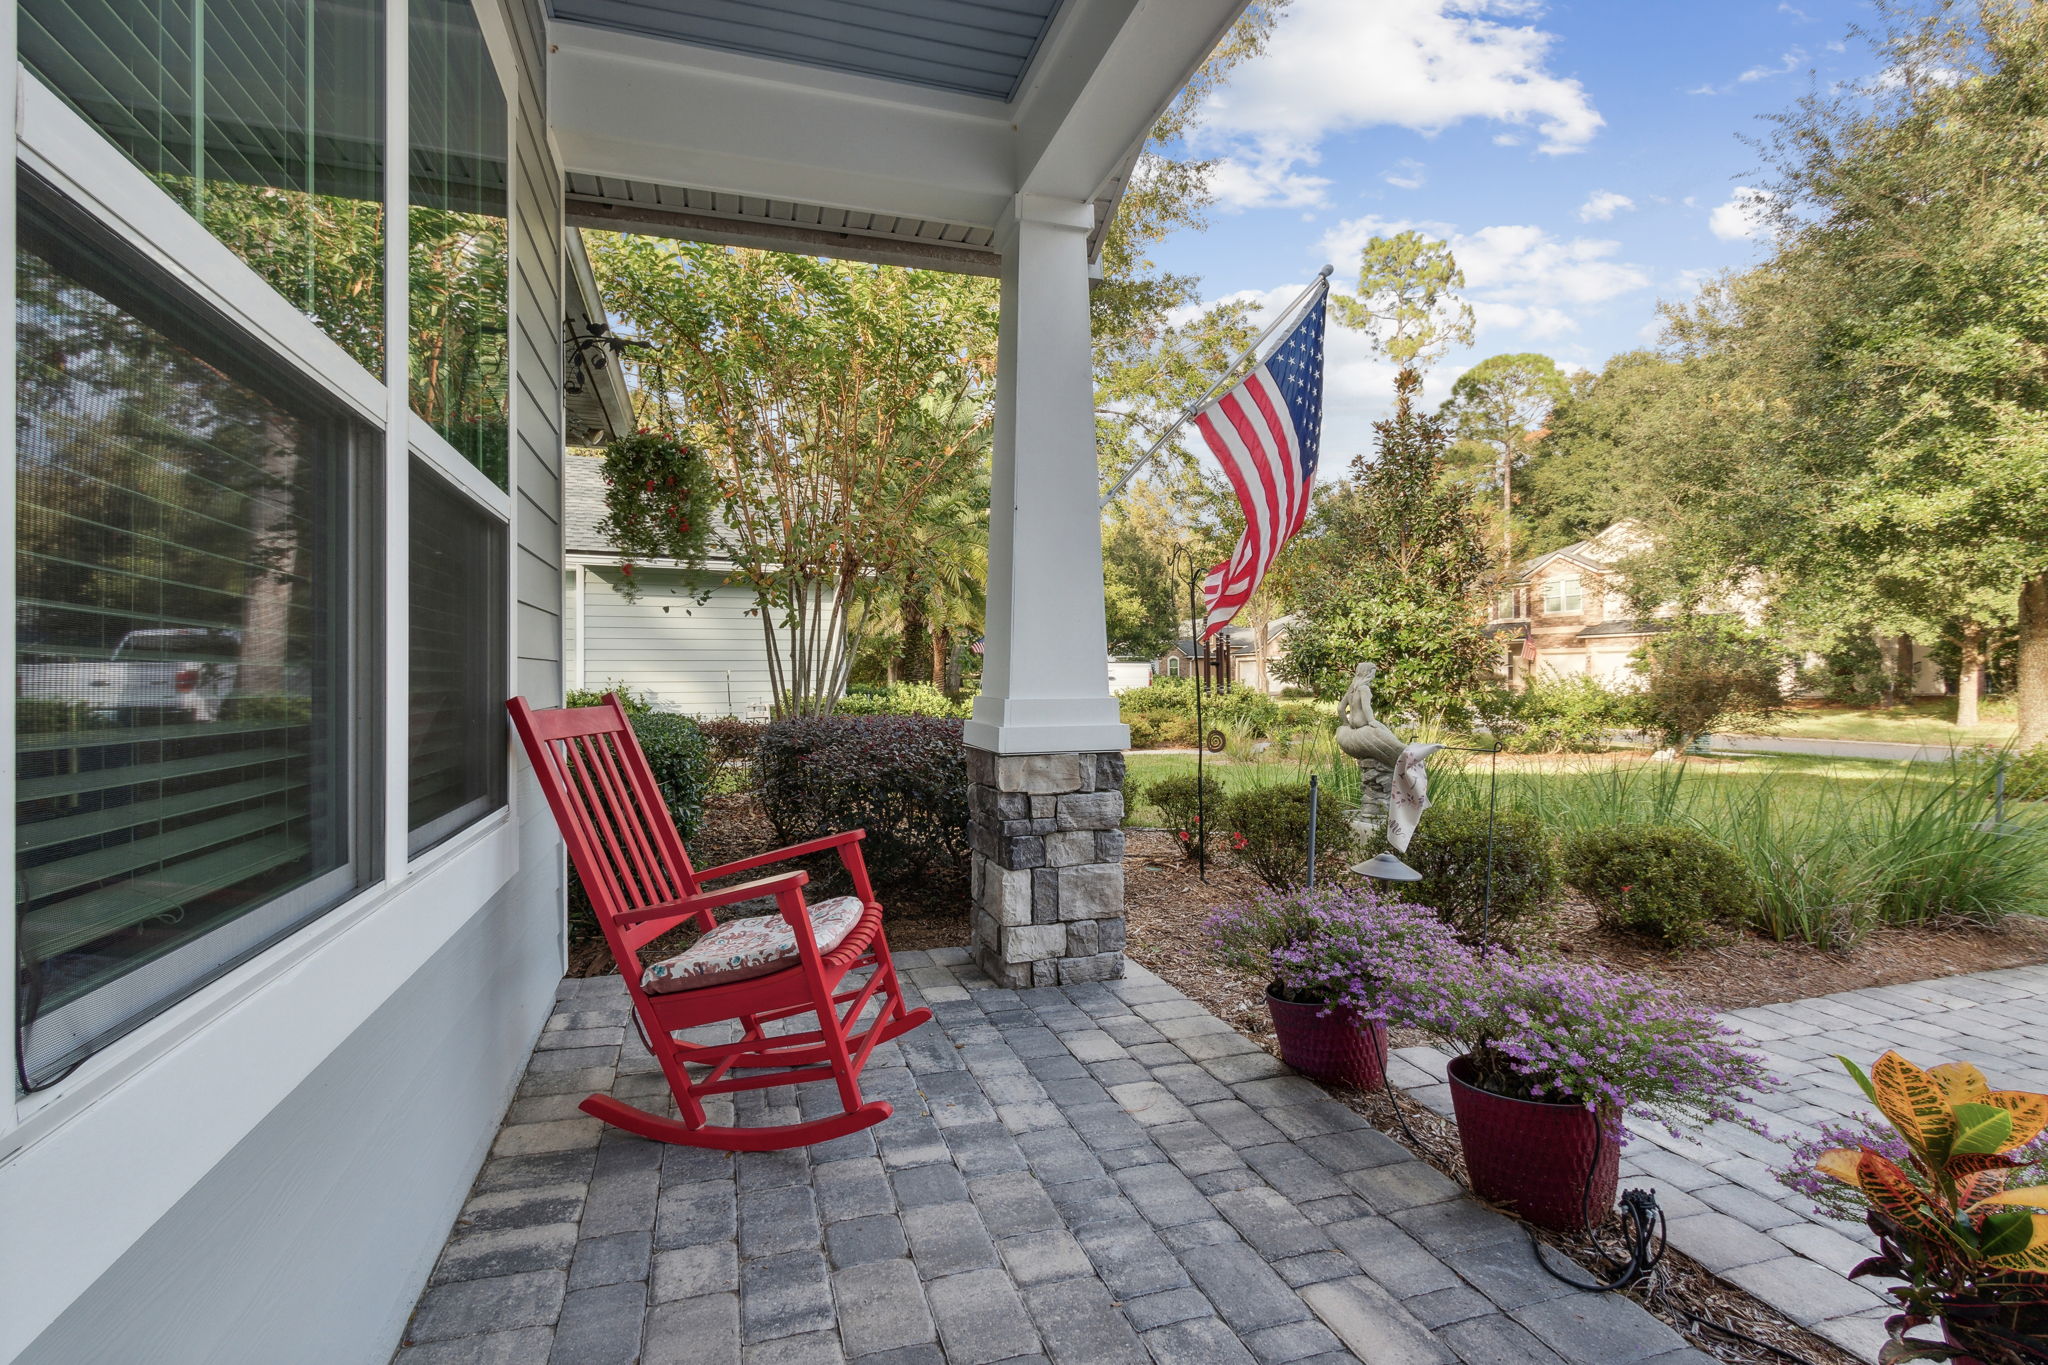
[{"xmin": 641, "ymin": 895, "xmax": 866, "ymax": 994}]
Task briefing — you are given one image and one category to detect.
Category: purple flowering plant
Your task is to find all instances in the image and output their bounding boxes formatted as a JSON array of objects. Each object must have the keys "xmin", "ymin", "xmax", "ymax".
[
  {"xmin": 1405, "ymin": 953, "xmax": 1779, "ymax": 1140},
  {"xmin": 1204, "ymin": 885, "xmax": 1467, "ymax": 1010}
]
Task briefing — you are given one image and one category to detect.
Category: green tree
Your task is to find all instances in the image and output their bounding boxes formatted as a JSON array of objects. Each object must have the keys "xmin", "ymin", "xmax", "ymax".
[
  {"xmin": 1438, "ymin": 352, "xmax": 1569, "ymax": 565},
  {"xmin": 1633, "ymin": 618, "xmax": 1788, "ymax": 754},
  {"xmin": 1617, "ymin": 1, "xmax": 2048, "ymax": 745},
  {"xmin": 592, "ymin": 238, "xmax": 999, "ymax": 717},
  {"xmin": 1273, "ymin": 370, "xmax": 1495, "ymax": 716},
  {"xmin": 1516, "ymin": 352, "xmax": 1680, "ymax": 554},
  {"xmin": 1330, "ymin": 232, "xmax": 1476, "ymax": 395}
]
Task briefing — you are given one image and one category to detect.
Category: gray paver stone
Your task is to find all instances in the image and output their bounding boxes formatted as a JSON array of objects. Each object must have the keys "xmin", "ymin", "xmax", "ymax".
[
  {"xmin": 741, "ymin": 1329, "xmax": 846, "ymax": 1364},
  {"xmin": 1298, "ymin": 1276, "xmax": 1454, "ymax": 1363},
  {"xmin": 394, "ymin": 1327, "xmax": 555, "ymax": 1365},
  {"xmin": 1324, "ymin": 1217, "xmax": 1463, "ymax": 1298},
  {"xmin": 1661, "ymin": 1212, "xmax": 1793, "ymax": 1273},
  {"xmin": 567, "ymin": 1231, "xmax": 652, "ymax": 1291},
  {"xmin": 1510, "ymin": 1291, "xmax": 1687, "ymax": 1364},
  {"xmin": 1177, "ymin": 1241, "xmax": 1312, "ymax": 1333},
  {"xmin": 826, "ymin": 1213, "xmax": 910, "ymax": 1270},
  {"xmin": 926, "ymin": 1267, "xmax": 1042, "ymax": 1365},
  {"xmin": 644, "ymin": 1294, "xmax": 740, "ymax": 1365},
  {"xmin": 433, "ymin": 1223, "xmax": 579, "ymax": 1284},
  {"xmin": 550, "ymin": 1282, "xmax": 648, "ymax": 1365},
  {"xmin": 1140, "ymin": 1315, "xmax": 1259, "ymax": 1365},
  {"xmin": 741, "ymin": 1252, "xmax": 834, "ymax": 1344},
  {"xmin": 741, "ymin": 1185, "xmax": 823, "ymax": 1260},
  {"xmin": 1721, "ymin": 1256, "xmax": 1888, "ymax": 1327},
  {"xmin": 1023, "ymin": 1277, "xmax": 1148, "ymax": 1365},
  {"xmin": 1075, "ymin": 1221, "xmax": 1191, "ymax": 1299},
  {"xmin": 652, "ymin": 1242, "xmax": 739, "ymax": 1302},
  {"xmin": 1437, "ymin": 1313, "xmax": 1568, "ymax": 1365},
  {"xmin": 902, "ymin": 1202, "xmax": 1001, "ymax": 1279},
  {"xmin": 832, "ymin": 1257, "xmax": 938, "ymax": 1356},
  {"xmin": 1209, "ymin": 1186, "xmax": 1334, "ymax": 1260},
  {"xmin": 408, "ymin": 1270, "xmax": 569, "ymax": 1345},
  {"xmin": 997, "ymin": 1228, "xmax": 1095, "ymax": 1286},
  {"xmin": 1120, "ymin": 1287, "xmax": 1218, "ymax": 1332}
]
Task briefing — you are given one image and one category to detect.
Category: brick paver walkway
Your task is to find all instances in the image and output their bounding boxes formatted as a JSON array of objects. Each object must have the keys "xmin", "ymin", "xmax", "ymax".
[
  {"xmin": 395, "ymin": 951, "xmax": 1708, "ymax": 1365},
  {"xmin": 1389, "ymin": 962, "xmax": 2048, "ymax": 1365}
]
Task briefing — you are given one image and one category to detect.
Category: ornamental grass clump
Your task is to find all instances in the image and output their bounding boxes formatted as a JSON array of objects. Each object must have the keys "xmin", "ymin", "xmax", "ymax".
[
  {"xmin": 1205, "ymin": 885, "xmax": 1468, "ymax": 1008},
  {"xmin": 1399, "ymin": 953, "xmax": 1777, "ymax": 1139}
]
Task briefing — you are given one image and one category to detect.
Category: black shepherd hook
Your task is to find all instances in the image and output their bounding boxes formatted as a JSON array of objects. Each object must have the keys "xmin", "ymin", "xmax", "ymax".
[{"xmin": 1167, "ymin": 544, "xmax": 1208, "ymax": 882}]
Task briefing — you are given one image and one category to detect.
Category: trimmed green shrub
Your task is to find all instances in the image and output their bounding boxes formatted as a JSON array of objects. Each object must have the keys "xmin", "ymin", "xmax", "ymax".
[
  {"xmin": 565, "ymin": 680, "xmax": 660, "ymax": 715},
  {"xmin": 1486, "ymin": 675, "xmax": 1641, "ymax": 754},
  {"xmin": 1120, "ymin": 678, "xmax": 1281, "ymax": 742},
  {"xmin": 1398, "ymin": 808, "xmax": 1556, "ymax": 942},
  {"xmin": 835, "ymin": 682, "xmax": 971, "ymax": 719},
  {"xmin": 1559, "ymin": 823, "xmax": 1758, "ymax": 947},
  {"xmin": 1148, "ymin": 772, "xmax": 1224, "ymax": 860},
  {"xmin": 2003, "ymin": 745, "xmax": 2047, "ymax": 802},
  {"xmin": 756, "ymin": 716, "xmax": 968, "ymax": 889},
  {"xmin": 1217, "ymin": 782, "xmax": 1352, "ymax": 892}
]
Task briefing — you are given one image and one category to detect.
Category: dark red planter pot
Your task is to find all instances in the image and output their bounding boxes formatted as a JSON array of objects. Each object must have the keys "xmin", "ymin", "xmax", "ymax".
[
  {"xmin": 1447, "ymin": 1055, "xmax": 1618, "ymax": 1232},
  {"xmin": 1265, "ymin": 988, "xmax": 1388, "ymax": 1091}
]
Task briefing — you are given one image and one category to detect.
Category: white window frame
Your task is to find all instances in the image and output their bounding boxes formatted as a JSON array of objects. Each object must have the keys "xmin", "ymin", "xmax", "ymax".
[
  {"xmin": 5, "ymin": 0, "xmax": 526, "ymax": 1129},
  {"xmin": 1542, "ymin": 576, "xmax": 1583, "ymax": 614}
]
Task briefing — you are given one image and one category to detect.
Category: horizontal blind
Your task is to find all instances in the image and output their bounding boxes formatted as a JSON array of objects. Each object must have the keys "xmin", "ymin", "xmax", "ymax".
[
  {"xmin": 408, "ymin": 462, "xmax": 506, "ymax": 854},
  {"xmin": 14, "ymin": 180, "xmax": 363, "ymax": 1085}
]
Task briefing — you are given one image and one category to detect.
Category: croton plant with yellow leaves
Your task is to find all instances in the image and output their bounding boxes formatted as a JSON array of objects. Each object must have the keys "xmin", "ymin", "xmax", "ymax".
[{"xmin": 1801, "ymin": 1052, "xmax": 2048, "ymax": 1364}]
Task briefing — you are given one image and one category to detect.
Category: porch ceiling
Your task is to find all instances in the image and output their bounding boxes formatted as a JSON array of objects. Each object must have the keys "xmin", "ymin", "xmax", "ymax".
[
  {"xmin": 549, "ymin": 0, "xmax": 1248, "ymax": 274},
  {"xmin": 545, "ymin": 0, "xmax": 1065, "ymax": 101}
]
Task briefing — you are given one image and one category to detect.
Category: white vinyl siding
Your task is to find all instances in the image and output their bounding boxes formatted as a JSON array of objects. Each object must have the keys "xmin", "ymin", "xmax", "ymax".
[{"xmin": 574, "ymin": 565, "xmax": 804, "ymax": 717}]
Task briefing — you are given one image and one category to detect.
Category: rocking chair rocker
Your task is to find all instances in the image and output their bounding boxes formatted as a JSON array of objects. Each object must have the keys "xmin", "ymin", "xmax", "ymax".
[{"xmin": 508, "ymin": 694, "xmax": 932, "ymax": 1151}]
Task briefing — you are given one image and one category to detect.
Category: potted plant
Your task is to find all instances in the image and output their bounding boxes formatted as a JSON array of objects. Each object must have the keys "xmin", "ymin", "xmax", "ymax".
[
  {"xmin": 1206, "ymin": 886, "xmax": 1464, "ymax": 1092},
  {"xmin": 1398, "ymin": 953, "xmax": 1774, "ymax": 1231},
  {"xmin": 596, "ymin": 428, "xmax": 719, "ymax": 602},
  {"xmin": 1777, "ymin": 1052, "xmax": 2048, "ymax": 1364}
]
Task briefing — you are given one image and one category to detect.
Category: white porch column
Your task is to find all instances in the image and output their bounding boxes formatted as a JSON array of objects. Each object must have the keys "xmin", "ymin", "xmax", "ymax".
[
  {"xmin": 968, "ymin": 194, "xmax": 1127, "ymax": 756},
  {"xmin": 966, "ymin": 195, "xmax": 1129, "ymax": 989}
]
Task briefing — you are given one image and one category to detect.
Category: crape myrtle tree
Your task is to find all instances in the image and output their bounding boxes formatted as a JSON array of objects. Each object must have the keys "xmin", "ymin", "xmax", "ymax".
[
  {"xmin": 592, "ymin": 238, "xmax": 999, "ymax": 717},
  {"xmin": 1611, "ymin": 0, "xmax": 2048, "ymax": 746}
]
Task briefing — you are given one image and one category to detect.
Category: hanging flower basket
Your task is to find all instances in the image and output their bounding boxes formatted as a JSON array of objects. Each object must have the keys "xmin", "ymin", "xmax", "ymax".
[
  {"xmin": 1447, "ymin": 1054, "xmax": 1618, "ymax": 1232},
  {"xmin": 1265, "ymin": 987, "xmax": 1388, "ymax": 1092},
  {"xmin": 597, "ymin": 429, "xmax": 719, "ymax": 601}
]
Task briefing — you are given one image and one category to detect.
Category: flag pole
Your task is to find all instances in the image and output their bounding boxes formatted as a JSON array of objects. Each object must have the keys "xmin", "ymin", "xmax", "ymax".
[{"xmin": 1100, "ymin": 265, "xmax": 1334, "ymax": 510}]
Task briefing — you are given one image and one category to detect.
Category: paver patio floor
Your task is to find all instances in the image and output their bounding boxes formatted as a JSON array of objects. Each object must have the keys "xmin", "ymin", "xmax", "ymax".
[
  {"xmin": 1390, "ymin": 962, "xmax": 2048, "ymax": 1365},
  {"xmin": 396, "ymin": 950, "xmax": 1708, "ymax": 1365}
]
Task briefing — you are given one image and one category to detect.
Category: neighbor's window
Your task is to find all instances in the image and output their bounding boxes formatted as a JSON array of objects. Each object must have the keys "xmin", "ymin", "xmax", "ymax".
[
  {"xmin": 14, "ymin": 178, "xmax": 372, "ymax": 1086},
  {"xmin": 1167, "ymin": 657, "xmax": 1182, "ymax": 678},
  {"xmin": 410, "ymin": 0, "xmax": 511, "ymax": 485},
  {"xmin": 408, "ymin": 461, "xmax": 507, "ymax": 854},
  {"xmin": 1541, "ymin": 577, "xmax": 1583, "ymax": 613},
  {"xmin": 1493, "ymin": 590, "xmax": 1518, "ymax": 619},
  {"xmin": 19, "ymin": 0, "xmax": 387, "ymax": 374}
]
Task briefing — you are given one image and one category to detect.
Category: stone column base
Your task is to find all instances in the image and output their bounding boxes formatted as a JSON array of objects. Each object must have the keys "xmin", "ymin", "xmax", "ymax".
[{"xmin": 967, "ymin": 749, "xmax": 1126, "ymax": 989}]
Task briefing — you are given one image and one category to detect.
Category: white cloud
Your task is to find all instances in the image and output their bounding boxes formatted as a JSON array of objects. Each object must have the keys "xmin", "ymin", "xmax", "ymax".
[
  {"xmin": 1576, "ymin": 189, "xmax": 1634, "ymax": 222},
  {"xmin": 1709, "ymin": 186, "xmax": 1773, "ymax": 240},
  {"xmin": 1738, "ymin": 47, "xmax": 1807, "ymax": 83},
  {"xmin": 1382, "ymin": 158, "xmax": 1428, "ymax": 190},
  {"xmin": 1199, "ymin": 0, "xmax": 1603, "ymax": 210}
]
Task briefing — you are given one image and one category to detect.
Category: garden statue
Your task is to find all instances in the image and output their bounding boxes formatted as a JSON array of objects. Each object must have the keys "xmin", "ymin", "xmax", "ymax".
[{"xmin": 1334, "ymin": 662, "xmax": 1442, "ymax": 853}]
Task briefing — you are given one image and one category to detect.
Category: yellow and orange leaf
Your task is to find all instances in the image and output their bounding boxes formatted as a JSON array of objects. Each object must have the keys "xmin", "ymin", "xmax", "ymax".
[
  {"xmin": 1968, "ymin": 1186, "xmax": 2048, "ymax": 1214},
  {"xmin": 1982, "ymin": 1214, "xmax": 2048, "ymax": 1274},
  {"xmin": 1856, "ymin": 1150, "xmax": 1950, "ymax": 1242},
  {"xmin": 1928, "ymin": 1061, "xmax": 1989, "ymax": 1104},
  {"xmin": 1871, "ymin": 1052, "xmax": 1956, "ymax": 1159},
  {"xmin": 1980, "ymin": 1091, "xmax": 2048, "ymax": 1151},
  {"xmin": 1816, "ymin": 1149, "xmax": 1865, "ymax": 1187}
]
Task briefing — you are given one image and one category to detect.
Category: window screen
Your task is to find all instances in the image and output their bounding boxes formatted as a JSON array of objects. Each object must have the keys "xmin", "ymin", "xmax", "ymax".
[
  {"xmin": 14, "ymin": 177, "xmax": 372, "ymax": 1087},
  {"xmin": 410, "ymin": 0, "xmax": 510, "ymax": 485},
  {"xmin": 18, "ymin": 0, "xmax": 387, "ymax": 374},
  {"xmin": 408, "ymin": 461, "xmax": 506, "ymax": 854}
]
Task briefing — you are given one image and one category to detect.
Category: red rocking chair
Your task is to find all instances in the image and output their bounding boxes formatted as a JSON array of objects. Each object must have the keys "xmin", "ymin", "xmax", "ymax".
[{"xmin": 508, "ymin": 694, "xmax": 933, "ymax": 1152}]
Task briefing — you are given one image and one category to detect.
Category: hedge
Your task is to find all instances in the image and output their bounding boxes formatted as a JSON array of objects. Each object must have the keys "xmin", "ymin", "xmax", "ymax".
[
  {"xmin": 1560, "ymin": 823, "xmax": 1758, "ymax": 947},
  {"xmin": 756, "ymin": 716, "xmax": 968, "ymax": 890}
]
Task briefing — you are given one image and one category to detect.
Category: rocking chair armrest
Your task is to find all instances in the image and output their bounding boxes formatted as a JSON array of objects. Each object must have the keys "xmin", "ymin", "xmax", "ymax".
[
  {"xmin": 691, "ymin": 829, "xmax": 867, "ymax": 885},
  {"xmin": 614, "ymin": 870, "xmax": 811, "ymax": 927}
]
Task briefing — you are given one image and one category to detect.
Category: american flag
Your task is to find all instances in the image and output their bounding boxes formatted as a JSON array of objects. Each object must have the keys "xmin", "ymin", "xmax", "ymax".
[{"xmin": 1198, "ymin": 294, "xmax": 1328, "ymax": 639}]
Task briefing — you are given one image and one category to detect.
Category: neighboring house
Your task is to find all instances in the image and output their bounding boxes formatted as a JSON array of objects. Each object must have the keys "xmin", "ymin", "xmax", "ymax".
[
  {"xmin": 1488, "ymin": 522, "xmax": 1668, "ymax": 686},
  {"xmin": 1491, "ymin": 521, "xmax": 1949, "ymax": 697},
  {"xmin": 561, "ymin": 452, "xmax": 787, "ymax": 718},
  {"xmin": 1107, "ymin": 658, "xmax": 1154, "ymax": 692},
  {"xmin": 2, "ymin": 4, "xmax": 1240, "ymax": 1361},
  {"xmin": 1155, "ymin": 616, "xmax": 1294, "ymax": 693}
]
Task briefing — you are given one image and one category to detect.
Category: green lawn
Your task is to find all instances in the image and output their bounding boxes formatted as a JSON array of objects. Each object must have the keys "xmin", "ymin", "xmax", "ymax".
[{"xmin": 1768, "ymin": 698, "xmax": 2018, "ymax": 747}]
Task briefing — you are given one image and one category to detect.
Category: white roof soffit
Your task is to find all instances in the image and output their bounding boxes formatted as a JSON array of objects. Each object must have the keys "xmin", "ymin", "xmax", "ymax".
[{"xmin": 550, "ymin": 0, "xmax": 1249, "ymax": 275}]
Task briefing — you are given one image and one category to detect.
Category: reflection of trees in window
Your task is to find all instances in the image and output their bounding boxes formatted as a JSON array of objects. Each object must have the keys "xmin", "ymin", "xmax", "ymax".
[
  {"xmin": 20, "ymin": 0, "xmax": 385, "ymax": 372},
  {"xmin": 410, "ymin": 206, "xmax": 509, "ymax": 483},
  {"xmin": 410, "ymin": 0, "xmax": 510, "ymax": 485}
]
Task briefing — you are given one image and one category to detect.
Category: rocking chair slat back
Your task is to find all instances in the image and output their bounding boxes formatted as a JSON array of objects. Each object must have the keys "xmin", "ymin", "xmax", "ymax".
[{"xmin": 508, "ymin": 696, "xmax": 703, "ymax": 942}]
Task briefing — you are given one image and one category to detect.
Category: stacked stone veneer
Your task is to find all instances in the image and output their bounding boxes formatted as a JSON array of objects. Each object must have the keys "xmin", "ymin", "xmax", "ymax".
[{"xmin": 967, "ymin": 748, "xmax": 1126, "ymax": 989}]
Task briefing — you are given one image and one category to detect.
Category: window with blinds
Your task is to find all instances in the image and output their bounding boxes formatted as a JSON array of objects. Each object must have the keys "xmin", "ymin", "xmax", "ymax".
[
  {"xmin": 18, "ymin": 0, "xmax": 387, "ymax": 375},
  {"xmin": 410, "ymin": 0, "xmax": 510, "ymax": 486},
  {"xmin": 14, "ymin": 177, "xmax": 372, "ymax": 1087},
  {"xmin": 409, "ymin": 463, "xmax": 506, "ymax": 854}
]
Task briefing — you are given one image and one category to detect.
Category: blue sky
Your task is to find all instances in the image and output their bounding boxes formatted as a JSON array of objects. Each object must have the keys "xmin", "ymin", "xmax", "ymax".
[{"xmin": 1156, "ymin": 0, "xmax": 1886, "ymax": 460}]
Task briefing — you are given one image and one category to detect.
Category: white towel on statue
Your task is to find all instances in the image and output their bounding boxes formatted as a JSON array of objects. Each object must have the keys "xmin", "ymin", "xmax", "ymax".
[{"xmin": 1388, "ymin": 742, "xmax": 1444, "ymax": 854}]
